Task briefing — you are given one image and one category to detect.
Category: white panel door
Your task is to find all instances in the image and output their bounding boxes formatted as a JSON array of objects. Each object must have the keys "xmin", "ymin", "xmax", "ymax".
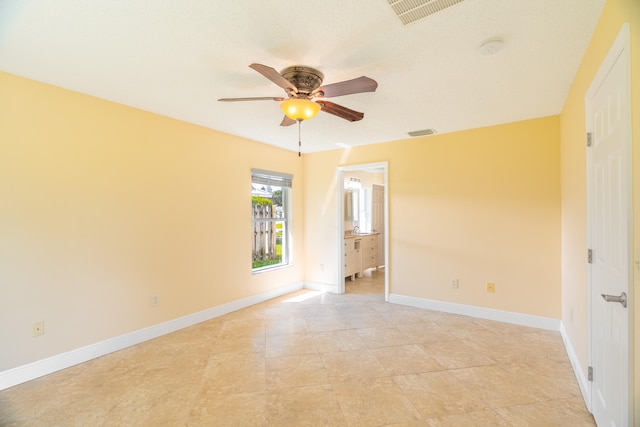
[{"xmin": 587, "ymin": 24, "xmax": 632, "ymax": 427}]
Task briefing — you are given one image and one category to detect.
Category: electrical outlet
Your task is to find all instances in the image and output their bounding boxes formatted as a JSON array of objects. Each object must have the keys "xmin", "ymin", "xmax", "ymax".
[
  {"xmin": 486, "ymin": 282, "xmax": 495, "ymax": 293},
  {"xmin": 320, "ymin": 263, "xmax": 324, "ymax": 272},
  {"xmin": 450, "ymin": 279, "xmax": 459, "ymax": 289},
  {"xmin": 151, "ymin": 295, "xmax": 160, "ymax": 307},
  {"xmin": 33, "ymin": 321, "xmax": 45, "ymax": 337}
]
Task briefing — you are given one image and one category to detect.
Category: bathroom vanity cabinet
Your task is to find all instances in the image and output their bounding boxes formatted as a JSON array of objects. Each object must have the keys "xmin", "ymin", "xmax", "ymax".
[
  {"xmin": 344, "ymin": 233, "xmax": 379, "ymax": 280},
  {"xmin": 344, "ymin": 237, "xmax": 361, "ymax": 281},
  {"xmin": 360, "ymin": 234, "xmax": 378, "ymax": 271}
]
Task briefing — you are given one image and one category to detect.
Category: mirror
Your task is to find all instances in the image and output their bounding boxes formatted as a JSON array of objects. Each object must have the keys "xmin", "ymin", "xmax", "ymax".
[{"xmin": 344, "ymin": 189, "xmax": 359, "ymax": 221}]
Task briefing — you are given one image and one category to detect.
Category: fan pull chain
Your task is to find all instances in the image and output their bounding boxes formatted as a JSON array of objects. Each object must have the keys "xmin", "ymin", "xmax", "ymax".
[{"xmin": 297, "ymin": 119, "xmax": 302, "ymax": 157}]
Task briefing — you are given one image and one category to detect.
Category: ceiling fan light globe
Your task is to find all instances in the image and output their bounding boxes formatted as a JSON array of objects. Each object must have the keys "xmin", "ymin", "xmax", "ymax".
[{"xmin": 280, "ymin": 99, "xmax": 321, "ymax": 121}]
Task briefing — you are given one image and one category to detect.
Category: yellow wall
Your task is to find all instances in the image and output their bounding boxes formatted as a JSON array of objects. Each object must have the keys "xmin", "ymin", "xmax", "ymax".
[
  {"xmin": 559, "ymin": 0, "xmax": 639, "ymax": 418},
  {"xmin": 0, "ymin": 72, "xmax": 305, "ymax": 371},
  {"xmin": 304, "ymin": 116, "xmax": 561, "ymax": 318}
]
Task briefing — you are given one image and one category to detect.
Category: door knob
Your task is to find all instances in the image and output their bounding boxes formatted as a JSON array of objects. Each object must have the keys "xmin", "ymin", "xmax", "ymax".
[{"xmin": 601, "ymin": 292, "xmax": 627, "ymax": 308}]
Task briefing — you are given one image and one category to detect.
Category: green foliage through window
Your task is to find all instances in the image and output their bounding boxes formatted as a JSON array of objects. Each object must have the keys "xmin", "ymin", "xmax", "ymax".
[{"xmin": 252, "ymin": 196, "xmax": 273, "ymax": 206}]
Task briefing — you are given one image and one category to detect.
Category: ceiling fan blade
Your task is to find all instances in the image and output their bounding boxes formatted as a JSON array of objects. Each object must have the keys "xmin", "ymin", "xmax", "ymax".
[
  {"xmin": 280, "ymin": 116, "xmax": 296, "ymax": 126},
  {"xmin": 314, "ymin": 76, "xmax": 377, "ymax": 98},
  {"xmin": 218, "ymin": 96, "xmax": 285, "ymax": 102},
  {"xmin": 317, "ymin": 101, "xmax": 364, "ymax": 122},
  {"xmin": 249, "ymin": 63, "xmax": 298, "ymax": 93}
]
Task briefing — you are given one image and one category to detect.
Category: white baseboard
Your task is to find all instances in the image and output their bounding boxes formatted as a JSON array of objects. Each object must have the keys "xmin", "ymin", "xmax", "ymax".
[
  {"xmin": 303, "ymin": 281, "xmax": 340, "ymax": 294},
  {"xmin": 559, "ymin": 322, "xmax": 591, "ymax": 410},
  {"xmin": 0, "ymin": 281, "xmax": 304, "ymax": 391},
  {"xmin": 388, "ymin": 293, "xmax": 561, "ymax": 331}
]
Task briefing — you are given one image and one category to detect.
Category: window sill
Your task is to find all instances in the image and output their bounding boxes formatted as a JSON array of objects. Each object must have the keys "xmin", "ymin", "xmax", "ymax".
[{"xmin": 252, "ymin": 263, "xmax": 292, "ymax": 275}]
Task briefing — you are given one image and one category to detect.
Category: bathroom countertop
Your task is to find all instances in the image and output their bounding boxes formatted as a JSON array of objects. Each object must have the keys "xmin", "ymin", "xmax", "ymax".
[{"xmin": 344, "ymin": 232, "xmax": 379, "ymax": 239}]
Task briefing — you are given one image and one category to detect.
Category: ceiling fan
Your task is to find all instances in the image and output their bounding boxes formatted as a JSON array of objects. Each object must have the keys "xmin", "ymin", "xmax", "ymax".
[{"xmin": 218, "ymin": 63, "xmax": 378, "ymax": 126}]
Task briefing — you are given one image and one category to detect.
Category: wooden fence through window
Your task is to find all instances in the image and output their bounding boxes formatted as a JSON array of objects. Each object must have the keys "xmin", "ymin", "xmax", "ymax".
[{"xmin": 252, "ymin": 204, "xmax": 277, "ymax": 263}]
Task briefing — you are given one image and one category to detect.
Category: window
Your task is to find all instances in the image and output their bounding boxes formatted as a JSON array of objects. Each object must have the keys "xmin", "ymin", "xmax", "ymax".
[{"xmin": 251, "ymin": 169, "xmax": 292, "ymax": 272}]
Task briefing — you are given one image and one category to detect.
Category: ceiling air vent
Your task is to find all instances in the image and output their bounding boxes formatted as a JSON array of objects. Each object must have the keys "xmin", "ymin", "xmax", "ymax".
[
  {"xmin": 408, "ymin": 128, "xmax": 436, "ymax": 137},
  {"xmin": 386, "ymin": 0, "xmax": 466, "ymax": 25}
]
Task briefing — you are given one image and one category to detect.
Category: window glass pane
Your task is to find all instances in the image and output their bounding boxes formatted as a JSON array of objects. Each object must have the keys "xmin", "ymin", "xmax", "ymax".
[{"xmin": 252, "ymin": 172, "xmax": 291, "ymax": 271}]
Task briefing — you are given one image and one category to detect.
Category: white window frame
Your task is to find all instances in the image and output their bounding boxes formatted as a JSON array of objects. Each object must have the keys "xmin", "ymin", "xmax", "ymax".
[{"xmin": 251, "ymin": 169, "xmax": 293, "ymax": 273}]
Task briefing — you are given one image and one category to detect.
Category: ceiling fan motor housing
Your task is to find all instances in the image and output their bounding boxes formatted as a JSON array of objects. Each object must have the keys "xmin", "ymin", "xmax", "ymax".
[{"xmin": 280, "ymin": 66, "xmax": 324, "ymax": 96}]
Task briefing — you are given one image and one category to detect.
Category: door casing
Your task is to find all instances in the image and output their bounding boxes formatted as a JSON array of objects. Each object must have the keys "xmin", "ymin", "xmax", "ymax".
[{"xmin": 337, "ymin": 162, "xmax": 389, "ymax": 300}]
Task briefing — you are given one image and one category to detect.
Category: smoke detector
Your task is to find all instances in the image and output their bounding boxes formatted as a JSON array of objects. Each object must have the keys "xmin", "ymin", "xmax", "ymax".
[{"xmin": 479, "ymin": 37, "xmax": 504, "ymax": 55}]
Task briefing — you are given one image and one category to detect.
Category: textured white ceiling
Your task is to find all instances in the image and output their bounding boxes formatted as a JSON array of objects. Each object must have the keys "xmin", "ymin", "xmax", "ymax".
[{"xmin": 0, "ymin": 0, "xmax": 605, "ymax": 153}]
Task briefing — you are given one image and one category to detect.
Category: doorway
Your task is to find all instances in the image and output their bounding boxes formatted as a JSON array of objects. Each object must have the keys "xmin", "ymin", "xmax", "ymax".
[
  {"xmin": 586, "ymin": 23, "xmax": 633, "ymax": 426},
  {"xmin": 338, "ymin": 162, "xmax": 389, "ymax": 301}
]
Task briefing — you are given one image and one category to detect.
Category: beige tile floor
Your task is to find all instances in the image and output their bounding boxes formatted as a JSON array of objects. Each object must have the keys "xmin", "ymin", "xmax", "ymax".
[{"xmin": 0, "ymin": 269, "xmax": 595, "ymax": 426}]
